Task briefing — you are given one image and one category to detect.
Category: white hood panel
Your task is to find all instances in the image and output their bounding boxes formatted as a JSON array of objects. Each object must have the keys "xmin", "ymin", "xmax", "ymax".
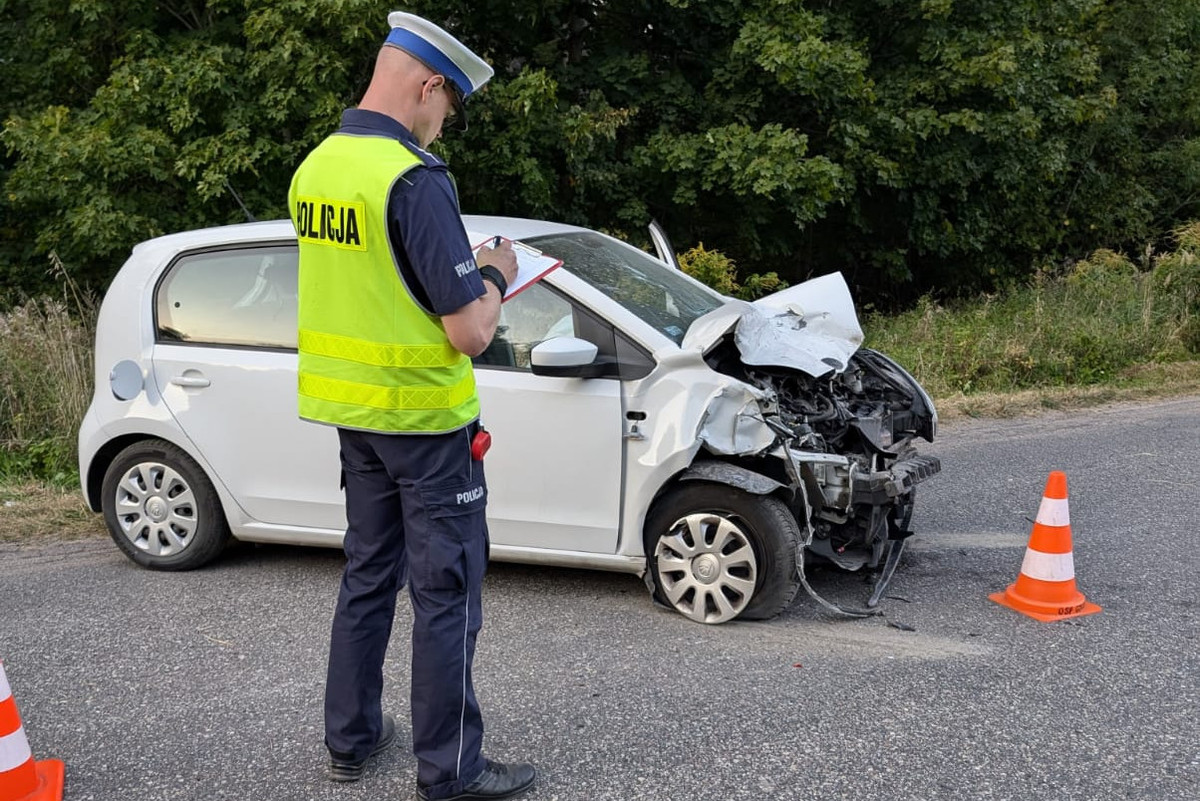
[{"xmin": 683, "ymin": 272, "xmax": 865, "ymax": 378}]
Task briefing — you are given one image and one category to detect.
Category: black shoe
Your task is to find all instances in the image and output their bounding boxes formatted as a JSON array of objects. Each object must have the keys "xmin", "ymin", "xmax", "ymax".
[
  {"xmin": 327, "ymin": 713, "xmax": 398, "ymax": 782},
  {"xmin": 416, "ymin": 759, "xmax": 536, "ymax": 800}
]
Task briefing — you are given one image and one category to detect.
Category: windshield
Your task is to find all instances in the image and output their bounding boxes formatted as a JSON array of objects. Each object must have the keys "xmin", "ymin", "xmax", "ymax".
[{"xmin": 526, "ymin": 231, "xmax": 725, "ymax": 344}]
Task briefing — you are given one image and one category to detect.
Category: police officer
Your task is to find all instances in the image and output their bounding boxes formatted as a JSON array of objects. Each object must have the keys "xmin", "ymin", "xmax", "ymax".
[{"xmin": 288, "ymin": 11, "xmax": 535, "ymax": 801}]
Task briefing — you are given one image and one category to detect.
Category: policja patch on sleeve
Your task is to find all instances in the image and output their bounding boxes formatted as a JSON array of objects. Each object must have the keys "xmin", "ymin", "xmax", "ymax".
[{"xmin": 294, "ymin": 195, "xmax": 367, "ymax": 251}]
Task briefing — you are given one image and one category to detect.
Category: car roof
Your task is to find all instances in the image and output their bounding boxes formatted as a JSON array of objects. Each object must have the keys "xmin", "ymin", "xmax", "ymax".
[
  {"xmin": 155, "ymin": 219, "xmax": 296, "ymax": 246},
  {"xmin": 114, "ymin": 216, "xmax": 591, "ymax": 288},
  {"xmin": 130, "ymin": 216, "xmax": 590, "ymax": 252},
  {"xmin": 461, "ymin": 215, "xmax": 588, "ymax": 240}
]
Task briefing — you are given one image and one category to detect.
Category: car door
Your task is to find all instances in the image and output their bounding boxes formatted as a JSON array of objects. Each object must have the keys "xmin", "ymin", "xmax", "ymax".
[
  {"xmin": 473, "ymin": 280, "xmax": 629, "ymax": 554},
  {"xmin": 150, "ymin": 243, "xmax": 631, "ymax": 554},
  {"xmin": 150, "ymin": 244, "xmax": 346, "ymax": 530}
]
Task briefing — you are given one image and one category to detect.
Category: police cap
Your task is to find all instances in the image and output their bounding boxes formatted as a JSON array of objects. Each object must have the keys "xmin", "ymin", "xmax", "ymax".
[{"xmin": 385, "ymin": 11, "xmax": 493, "ymax": 131}]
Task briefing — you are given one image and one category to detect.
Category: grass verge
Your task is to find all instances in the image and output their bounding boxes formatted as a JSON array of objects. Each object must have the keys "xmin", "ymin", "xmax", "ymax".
[
  {"xmin": 933, "ymin": 360, "xmax": 1200, "ymax": 419},
  {"xmin": 0, "ymin": 481, "xmax": 104, "ymax": 542},
  {"xmin": 864, "ymin": 228, "xmax": 1199, "ymax": 399}
]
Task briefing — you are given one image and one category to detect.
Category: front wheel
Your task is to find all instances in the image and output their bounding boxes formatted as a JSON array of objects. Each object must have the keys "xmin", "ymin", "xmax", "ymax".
[
  {"xmin": 101, "ymin": 439, "xmax": 230, "ymax": 570},
  {"xmin": 644, "ymin": 483, "xmax": 802, "ymax": 624}
]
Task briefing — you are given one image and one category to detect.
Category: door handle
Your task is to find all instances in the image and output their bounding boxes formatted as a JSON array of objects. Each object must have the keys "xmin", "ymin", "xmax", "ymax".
[{"xmin": 170, "ymin": 373, "xmax": 211, "ymax": 388}]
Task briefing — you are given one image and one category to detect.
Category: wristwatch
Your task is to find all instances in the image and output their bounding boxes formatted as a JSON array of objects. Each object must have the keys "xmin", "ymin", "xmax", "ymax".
[{"xmin": 478, "ymin": 265, "xmax": 509, "ymax": 298}]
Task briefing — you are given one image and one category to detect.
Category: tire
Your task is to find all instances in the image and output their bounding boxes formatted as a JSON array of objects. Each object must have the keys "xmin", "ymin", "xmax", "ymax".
[
  {"xmin": 644, "ymin": 483, "xmax": 802, "ymax": 624},
  {"xmin": 101, "ymin": 439, "xmax": 230, "ymax": 571}
]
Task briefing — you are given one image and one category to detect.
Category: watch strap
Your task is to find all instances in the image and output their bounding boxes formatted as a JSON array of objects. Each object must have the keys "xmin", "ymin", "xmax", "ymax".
[{"xmin": 478, "ymin": 265, "xmax": 509, "ymax": 298}]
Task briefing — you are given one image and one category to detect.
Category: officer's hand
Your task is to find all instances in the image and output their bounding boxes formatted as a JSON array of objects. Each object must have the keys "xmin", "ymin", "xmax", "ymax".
[{"xmin": 477, "ymin": 240, "xmax": 518, "ymax": 286}]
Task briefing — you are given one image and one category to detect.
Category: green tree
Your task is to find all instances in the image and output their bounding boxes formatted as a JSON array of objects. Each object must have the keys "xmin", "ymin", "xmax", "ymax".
[
  {"xmin": 2, "ymin": 0, "xmax": 1197, "ymax": 306},
  {"xmin": 1, "ymin": 0, "xmax": 383, "ymax": 293}
]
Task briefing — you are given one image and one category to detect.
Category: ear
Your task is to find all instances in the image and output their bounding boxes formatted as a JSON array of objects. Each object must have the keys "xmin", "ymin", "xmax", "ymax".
[{"xmin": 422, "ymin": 76, "xmax": 444, "ymax": 103}]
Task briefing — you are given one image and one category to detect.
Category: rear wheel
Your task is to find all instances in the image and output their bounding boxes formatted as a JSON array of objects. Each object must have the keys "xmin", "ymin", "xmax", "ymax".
[
  {"xmin": 101, "ymin": 439, "xmax": 230, "ymax": 570},
  {"xmin": 644, "ymin": 483, "xmax": 802, "ymax": 624}
]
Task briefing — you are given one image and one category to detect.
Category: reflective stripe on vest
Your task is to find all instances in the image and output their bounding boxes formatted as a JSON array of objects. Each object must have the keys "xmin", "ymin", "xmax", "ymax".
[
  {"xmin": 298, "ymin": 330, "xmax": 462, "ymax": 369},
  {"xmin": 289, "ymin": 133, "xmax": 478, "ymax": 433},
  {"xmin": 298, "ymin": 370, "xmax": 476, "ymax": 412}
]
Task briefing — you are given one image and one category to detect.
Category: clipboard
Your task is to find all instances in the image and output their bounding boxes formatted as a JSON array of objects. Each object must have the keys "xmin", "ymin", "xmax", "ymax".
[{"xmin": 471, "ymin": 236, "xmax": 563, "ymax": 302}]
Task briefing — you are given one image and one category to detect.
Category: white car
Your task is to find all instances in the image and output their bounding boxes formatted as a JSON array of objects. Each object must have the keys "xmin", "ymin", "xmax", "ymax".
[{"xmin": 79, "ymin": 216, "xmax": 939, "ymax": 624}]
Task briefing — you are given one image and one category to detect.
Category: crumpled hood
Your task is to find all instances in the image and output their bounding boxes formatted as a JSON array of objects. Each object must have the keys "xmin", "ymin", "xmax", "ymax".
[{"xmin": 681, "ymin": 272, "xmax": 864, "ymax": 377}]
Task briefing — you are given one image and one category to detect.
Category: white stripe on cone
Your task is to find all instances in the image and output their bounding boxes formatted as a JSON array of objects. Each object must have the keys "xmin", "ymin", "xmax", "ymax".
[
  {"xmin": 1036, "ymin": 496, "xmax": 1070, "ymax": 527},
  {"xmin": 1019, "ymin": 548, "xmax": 1076, "ymax": 582},
  {"xmin": 0, "ymin": 665, "xmax": 10, "ymax": 703},
  {"xmin": 0, "ymin": 727, "xmax": 33, "ymax": 774}
]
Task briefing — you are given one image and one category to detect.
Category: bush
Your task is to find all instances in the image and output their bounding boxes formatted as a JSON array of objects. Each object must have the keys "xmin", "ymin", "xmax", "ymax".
[
  {"xmin": 678, "ymin": 243, "xmax": 786, "ymax": 301},
  {"xmin": 1151, "ymin": 225, "xmax": 1200, "ymax": 353},
  {"xmin": 1066, "ymin": 249, "xmax": 1137, "ymax": 289},
  {"xmin": 865, "ymin": 223, "xmax": 1200, "ymax": 396}
]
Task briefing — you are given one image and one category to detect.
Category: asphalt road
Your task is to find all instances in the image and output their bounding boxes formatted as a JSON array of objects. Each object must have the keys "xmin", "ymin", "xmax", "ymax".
[{"xmin": 1, "ymin": 397, "xmax": 1197, "ymax": 801}]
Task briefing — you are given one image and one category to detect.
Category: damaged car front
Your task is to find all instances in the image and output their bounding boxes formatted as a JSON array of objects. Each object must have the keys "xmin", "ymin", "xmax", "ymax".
[{"xmin": 614, "ymin": 270, "xmax": 941, "ymax": 624}]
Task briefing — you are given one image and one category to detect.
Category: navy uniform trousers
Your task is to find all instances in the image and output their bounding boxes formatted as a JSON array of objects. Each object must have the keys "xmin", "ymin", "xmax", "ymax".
[{"xmin": 325, "ymin": 423, "xmax": 488, "ymax": 799}]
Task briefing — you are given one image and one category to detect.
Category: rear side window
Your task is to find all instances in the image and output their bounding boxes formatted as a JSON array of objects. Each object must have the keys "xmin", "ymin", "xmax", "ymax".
[{"xmin": 156, "ymin": 246, "xmax": 298, "ymax": 349}]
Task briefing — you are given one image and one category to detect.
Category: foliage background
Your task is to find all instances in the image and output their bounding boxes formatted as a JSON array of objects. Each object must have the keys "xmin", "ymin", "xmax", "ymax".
[{"xmin": 2, "ymin": 0, "xmax": 1198, "ymax": 305}]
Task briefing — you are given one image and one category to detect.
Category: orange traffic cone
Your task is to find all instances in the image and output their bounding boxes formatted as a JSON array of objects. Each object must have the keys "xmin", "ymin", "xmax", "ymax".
[
  {"xmin": 989, "ymin": 471, "xmax": 1101, "ymax": 622},
  {"xmin": 0, "ymin": 663, "xmax": 63, "ymax": 801}
]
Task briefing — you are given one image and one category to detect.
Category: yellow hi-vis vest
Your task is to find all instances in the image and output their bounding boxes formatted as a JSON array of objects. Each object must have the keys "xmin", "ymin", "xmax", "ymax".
[{"xmin": 288, "ymin": 133, "xmax": 478, "ymax": 433}]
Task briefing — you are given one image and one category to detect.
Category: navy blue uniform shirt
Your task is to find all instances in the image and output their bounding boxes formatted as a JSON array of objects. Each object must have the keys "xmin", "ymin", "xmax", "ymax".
[{"xmin": 336, "ymin": 109, "xmax": 486, "ymax": 316}]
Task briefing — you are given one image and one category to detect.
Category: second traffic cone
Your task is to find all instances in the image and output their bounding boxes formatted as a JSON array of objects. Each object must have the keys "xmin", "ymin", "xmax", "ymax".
[
  {"xmin": 0, "ymin": 663, "xmax": 63, "ymax": 801},
  {"xmin": 989, "ymin": 471, "xmax": 1101, "ymax": 622}
]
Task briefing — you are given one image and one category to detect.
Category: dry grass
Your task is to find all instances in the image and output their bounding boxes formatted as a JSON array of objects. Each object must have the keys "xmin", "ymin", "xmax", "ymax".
[
  {"xmin": 0, "ymin": 482, "xmax": 105, "ymax": 542},
  {"xmin": 935, "ymin": 360, "xmax": 1200, "ymax": 419},
  {"xmin": 0, "ymin": 259, "xmax": 97, "ymax": 480}
]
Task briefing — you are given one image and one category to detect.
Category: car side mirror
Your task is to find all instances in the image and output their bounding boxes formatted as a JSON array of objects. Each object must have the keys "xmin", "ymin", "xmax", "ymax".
[{"xmin": 530, "ymin": 337, "xmax": 604, "ymax": 378}]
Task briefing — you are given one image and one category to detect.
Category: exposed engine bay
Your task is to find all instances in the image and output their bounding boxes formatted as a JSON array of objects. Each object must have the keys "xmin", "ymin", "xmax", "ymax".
[{"xmin": 691, "ymin": 275, "xmax": 941, "ymax": 609}]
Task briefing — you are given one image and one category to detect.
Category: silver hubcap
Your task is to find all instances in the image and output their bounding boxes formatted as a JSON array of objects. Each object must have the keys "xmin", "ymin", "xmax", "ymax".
[
  {"xmin": 654, "ymin": 512, "xmax": 758, "ymax": 624},
  {"xmin": 113, "ymin": 461, "xmax": 197, "ymax": 557}
]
